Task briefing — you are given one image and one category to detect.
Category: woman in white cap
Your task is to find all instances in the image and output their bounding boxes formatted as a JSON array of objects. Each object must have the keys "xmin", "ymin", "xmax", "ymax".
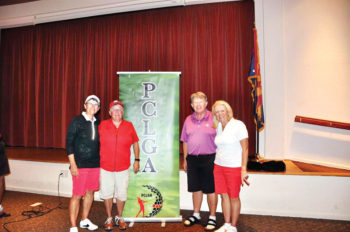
[{"xmin": 66, "ymin": 95, "xmax": 101, "ymax": 232}]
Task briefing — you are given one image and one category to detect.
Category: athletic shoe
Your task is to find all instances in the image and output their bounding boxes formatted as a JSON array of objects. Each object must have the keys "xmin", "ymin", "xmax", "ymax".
[
  {"xmin": 79, "ymin": 218, "xmax": 98, "ymax": 231},
  {"xmin": 228, "ymin": 226, "xmax": 238, "ymax": 232},
  {"xmin": 215, "ymin": 224, "xmax": 229, "ymax": 232},
  {"xmin": 103, "ymin": 217, "xmax": 113, "ymax": 231},
  {"xmin": 115, "ymin": 216, "xmax": 127, "ymax": 230},
  {"xmin": 215, "ymin": 225, "xmax": 238, "ymax": 232}
]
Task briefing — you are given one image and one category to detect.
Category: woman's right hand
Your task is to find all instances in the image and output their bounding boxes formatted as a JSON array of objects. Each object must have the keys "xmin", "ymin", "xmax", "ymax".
[
  {"xmin": 70, "ymin": 164, "xmax": 79, "ymax": 177},
  {"xmin": 183, "ymin": 160, "xmax": 187, "ymax": 172},
  {"xmin": 241, "ymin": 169, "xmax": 250, "ymax": 186}
]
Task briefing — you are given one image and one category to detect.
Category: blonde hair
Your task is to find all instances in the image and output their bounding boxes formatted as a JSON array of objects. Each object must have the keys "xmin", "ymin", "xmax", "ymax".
[
  {"xmin": 190, "ymin": 91, "xmax": 207, "ymax": 103},
  {"xmin": 212, "ymin": 100, "xmax": 234, "ymax": 129}
]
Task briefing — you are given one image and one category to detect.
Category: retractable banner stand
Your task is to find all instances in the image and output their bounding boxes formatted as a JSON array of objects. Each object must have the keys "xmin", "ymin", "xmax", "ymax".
[{"xmin": 117, "ymin": 72, "xmax": 181, "ymax": 222}]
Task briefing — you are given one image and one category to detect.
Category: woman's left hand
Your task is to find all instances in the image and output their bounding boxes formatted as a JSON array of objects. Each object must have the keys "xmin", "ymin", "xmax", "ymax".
[
  {"xmin": 133, "ymin": 161, "xmax": 140, "ymax": 174},
  {"xmin": 241, "ymin": 169, "xmax": 250, "ymax": 186}
]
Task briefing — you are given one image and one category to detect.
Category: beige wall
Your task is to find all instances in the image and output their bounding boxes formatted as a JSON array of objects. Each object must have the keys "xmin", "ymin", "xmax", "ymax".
[
  {"xmin": 256, "ymin": 0, "xmax": 350, "ymax": 169},
  {"xmin": 7, "ymin": 160, "xmax": 350, "ymax": 220}
]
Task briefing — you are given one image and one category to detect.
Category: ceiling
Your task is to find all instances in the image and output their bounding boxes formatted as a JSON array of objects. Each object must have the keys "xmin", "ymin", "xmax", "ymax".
[{"xmin": 0, "ymin": 0, "xmax": 239, "ymax": 29}]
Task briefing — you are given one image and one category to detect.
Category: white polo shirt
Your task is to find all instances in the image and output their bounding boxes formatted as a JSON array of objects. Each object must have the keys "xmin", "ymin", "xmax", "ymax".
[{"xmin": 214, "ymin": 118, "xmax": 248, "ymax": 168}]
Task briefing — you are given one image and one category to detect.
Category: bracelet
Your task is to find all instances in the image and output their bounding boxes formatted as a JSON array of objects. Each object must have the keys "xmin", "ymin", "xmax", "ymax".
[{"xmin": 135, "ymin": 158, "xmax": 140, "ymax": 162}]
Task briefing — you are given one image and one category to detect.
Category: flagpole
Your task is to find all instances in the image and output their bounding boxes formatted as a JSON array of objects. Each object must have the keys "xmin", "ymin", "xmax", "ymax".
[
  {"xmin": 251, "ymin": 115, "xmax": 261, "ymax": 162},
  {"xmin": 256, "ymin": 119, "xmax": 261, "ymax": 162},
  {"xmin": 256, "ymin": 121, "xmax": 259, "ymax": 152},
  {"xmin": 248, "ymin": 26, "xmax": 264, "ymax": 163}
]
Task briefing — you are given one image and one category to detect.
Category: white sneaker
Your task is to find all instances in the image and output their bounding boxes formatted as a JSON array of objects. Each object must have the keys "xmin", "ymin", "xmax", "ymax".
[
  {"xmin": 227, "ymin": 226, "xmax": 238, "ymax": 232},
  {"xmin": 215, "ymin": 224, "xmax": 229, "ymax": 232},
  {"xmin": 79, "ymin": 218, "xmax": 98, "ymax": 231},
  {"xmin": 69, "ymin": 227, "xmax": 78, "ymax": 232}
]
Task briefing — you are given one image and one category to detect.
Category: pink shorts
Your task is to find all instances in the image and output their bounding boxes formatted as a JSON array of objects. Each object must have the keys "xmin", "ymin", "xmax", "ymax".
[
  {"xmin": 214, "ymin": 164, "xmax": 241, "ymax": 198},
  {"xmin": 72, "ymin": 168, "xmax": 100, "ymax": 196}
]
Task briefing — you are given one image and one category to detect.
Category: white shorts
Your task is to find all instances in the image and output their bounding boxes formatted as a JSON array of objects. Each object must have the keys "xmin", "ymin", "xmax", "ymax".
[{"xmin": 99, "ymin": 168, "xmax": 129, "ymax": 201}]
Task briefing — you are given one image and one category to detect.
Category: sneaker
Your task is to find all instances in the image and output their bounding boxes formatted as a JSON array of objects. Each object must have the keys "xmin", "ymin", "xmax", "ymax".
[
  {"xmin": 70, "ymin": 227, "xmax": 78, "ymax": 232},
  {"xmin": 103, "ymin": 217, "xmax": 113, "ymax": 231},
  {"xmin": 79, "ymin": 218, "xmax": 98, "ymax": 231},
  {"xmin": 215, "ymin": 224, "xmax": 228, "ymax": 232},
  {"xmin": 227, "ymin": 226, "xmax": 238, "ymax": 232},
  {"xmin": 115, "ymin": 216, "xmax": 127, "ymax": 230}
]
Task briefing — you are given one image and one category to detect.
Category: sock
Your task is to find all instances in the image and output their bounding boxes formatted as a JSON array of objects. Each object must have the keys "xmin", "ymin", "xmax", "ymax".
[
  {"xmin": 193, "ymin": 212, "xmax": 200, "ymax": 220},
  {"xmin": 116, "ymin": 216, "xmax": 125, "ymax": 222},
  {"xmin": 230, "ymin": 226, "xmax": 238, "ymax": 232},
  {"xmin": 224, "ymin": 223, "xmax": 231, "ymax": 228},
  {"xmin": 209, "ymin": 215, "xmax": 216, "ymax": 221},
  {"xmin": 69, "ymin": 227, "xmax": 78, "ymax": 232}
]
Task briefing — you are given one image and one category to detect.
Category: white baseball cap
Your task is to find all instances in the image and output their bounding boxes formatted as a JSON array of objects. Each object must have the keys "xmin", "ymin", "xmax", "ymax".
[{"xmin": 85, "ymin": 95, "xmax": 100, "ymax": 106}]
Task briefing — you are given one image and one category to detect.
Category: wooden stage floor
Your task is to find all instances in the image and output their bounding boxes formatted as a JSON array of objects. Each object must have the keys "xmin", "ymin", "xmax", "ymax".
[{"xmin": 5, "ymin": 147, "xmax": 350, "ymax": 177}]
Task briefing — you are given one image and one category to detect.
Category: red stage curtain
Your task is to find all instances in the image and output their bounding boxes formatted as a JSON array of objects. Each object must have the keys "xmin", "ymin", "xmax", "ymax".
[{"xmin": 0, "ymin": 1, "xmax": 255, "ymax": 152}]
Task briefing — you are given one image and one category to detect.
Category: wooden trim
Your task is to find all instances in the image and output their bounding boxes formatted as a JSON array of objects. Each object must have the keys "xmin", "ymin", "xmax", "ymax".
[
  {"xmin": 295, "ymin": 115, "xmax": 350, "ymax": 130},
  {"xmin": 6, "ymin": 147, "xmax": 68, "ymax": 163}
]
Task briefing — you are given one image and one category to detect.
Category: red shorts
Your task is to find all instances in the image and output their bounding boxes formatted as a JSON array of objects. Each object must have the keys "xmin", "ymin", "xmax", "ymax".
[
  {"xmin": 72, "ymin": 168, "xmax": 100, "ymax": 196},
  {"xmin": 214, "ymin": 164, "xmax": 241, "ymax": 198}
]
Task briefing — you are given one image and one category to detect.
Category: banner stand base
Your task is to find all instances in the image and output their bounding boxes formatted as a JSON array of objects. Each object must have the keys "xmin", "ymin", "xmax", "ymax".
[{"xmin": 125, "ymin": 217, "xmax": 183, "ymax": 223}]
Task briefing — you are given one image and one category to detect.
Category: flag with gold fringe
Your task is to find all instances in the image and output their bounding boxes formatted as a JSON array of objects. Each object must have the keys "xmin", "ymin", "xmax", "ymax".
[{"xmin": 248, "ymin": 28, "xmax": 265, "ymax": 132}]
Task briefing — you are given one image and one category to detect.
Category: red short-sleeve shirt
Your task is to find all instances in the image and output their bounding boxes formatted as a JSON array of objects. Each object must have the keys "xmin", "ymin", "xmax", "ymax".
[{"xmin": 99, "ymin": 119, "xmax": 139, "ymax": 172}]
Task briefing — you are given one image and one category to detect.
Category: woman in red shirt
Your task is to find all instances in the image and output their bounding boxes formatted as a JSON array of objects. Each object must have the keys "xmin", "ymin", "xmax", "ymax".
[{"xmin": 99, "ymin": 100, "xmax": 140, "ymax": 231}]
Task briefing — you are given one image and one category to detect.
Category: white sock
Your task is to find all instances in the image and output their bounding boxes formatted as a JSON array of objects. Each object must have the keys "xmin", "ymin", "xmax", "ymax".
[
  {"xmin": 69, "ymin": 227, "xmax": 78, "ymax": 232},
  {"xmin": 209, "ymin": 215, "xmax": 216, "ymax": 221},
  {"xmin": 224, "ymin": 223, "xmax": 231, "ymax": 228},
  {"xmin": 193, "ymin": 212, "xmax": 200, "ymax": 220},
  {"xmin": 230, "ymin": 226, "xmax": 238, "ymax": 232}
]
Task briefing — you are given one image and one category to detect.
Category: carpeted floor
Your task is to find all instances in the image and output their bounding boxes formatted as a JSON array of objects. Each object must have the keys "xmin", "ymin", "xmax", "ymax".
[{"xmin": 1, "ymin": 191, "xmax": 349, "ymax": 232}]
